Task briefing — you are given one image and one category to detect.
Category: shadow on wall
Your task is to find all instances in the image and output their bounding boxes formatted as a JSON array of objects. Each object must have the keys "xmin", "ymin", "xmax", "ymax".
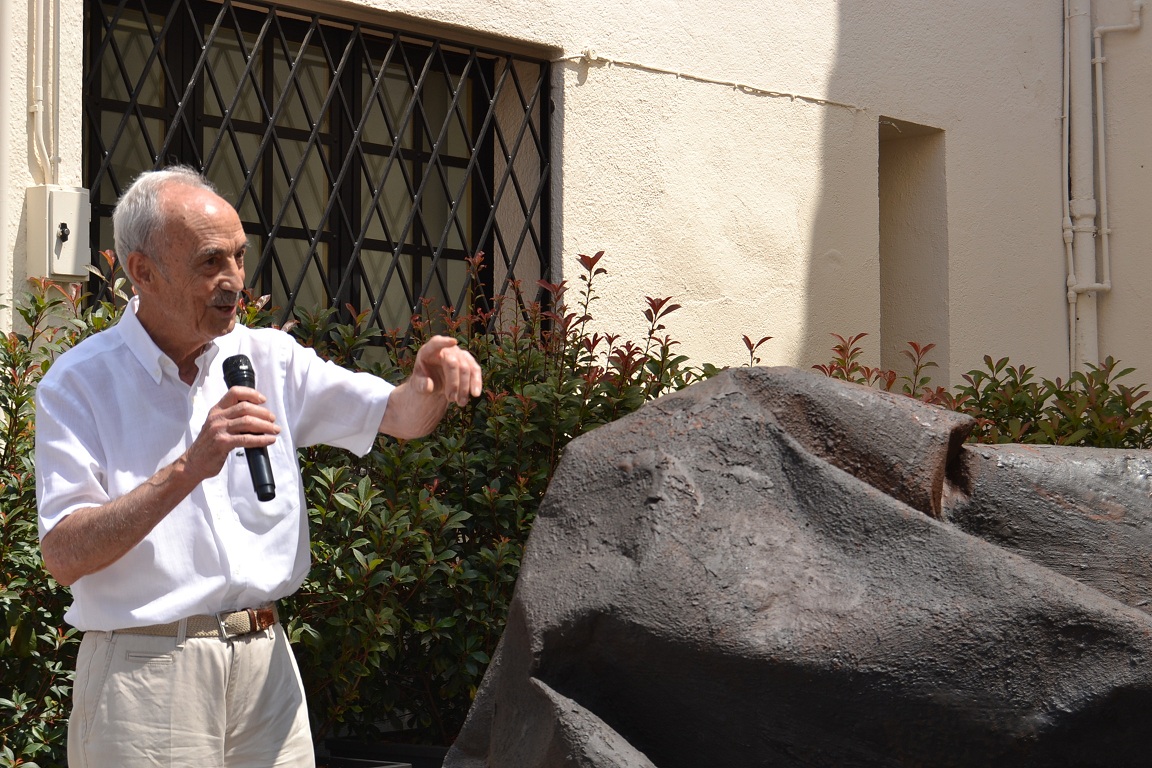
[{"xmin": 803, "ymin": 1, "xmax": 951, "ymax": 384}]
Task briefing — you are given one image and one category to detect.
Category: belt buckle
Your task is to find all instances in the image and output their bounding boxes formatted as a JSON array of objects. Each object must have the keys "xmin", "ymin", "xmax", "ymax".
[{"xmin": 214, "ymin": 610, "xmax": 236, "ymax": 642}]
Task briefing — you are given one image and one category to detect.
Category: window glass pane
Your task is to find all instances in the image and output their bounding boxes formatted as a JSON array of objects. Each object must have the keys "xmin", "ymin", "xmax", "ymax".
[
  {"xmin": 101, "ymin": 12, "xmax": 164, "ymax": 107},
  {"xmin": 360, "ymin": 248, "xmax": 414, "ymax": 330},
  {"xmin": 244, "ymin": 235, "xmax": 265, "ymax": 292},
  {"xmin": 206, "ymin": 129, "xmax": 262, "ymax": 221},
  {"xmin": 422, "ymin": 166, "xmax": 469, "ymax": 252},
  {"xmin": 362, "ymin": 65, "xmax": 412, "ymax": 151},
  {"xmin": 272, "ymin": 139, "xmax": 329, "ymax": 232},
  {"xmin": 361, "ymin": 153, "xmax": 413, "ymax": 244},
  {"xmin": 204, "ymin": 29, "xmax": 263, "ymax": 124},
  {"xmin": 272, "ymin": 238, "xmax": 329, "ymax": 311},
  {"xmin": 423, "ymin": 72, "xmax": 470, "ymax": 157},
  {"xmin": 100, "ymin": 112, "xmax": 165, "ymax": 206},
  {"xmin": 446, "ymin": 80, "xmax": 471, "ymax": 157},
  {"xmin": 428, "ymin": 256, "xmax": 467, "ymax": 311},
  {"xmin": 272, "ymin": 42, "xmax": 329, "ymax": 134},
  {"xmin": 98, "ymin": 218, "xmax": 116, "ymax": 262}
]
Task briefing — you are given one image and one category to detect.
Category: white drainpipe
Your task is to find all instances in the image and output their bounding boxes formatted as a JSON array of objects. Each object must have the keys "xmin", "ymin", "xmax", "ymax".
[
  {"xmin": 1061, "ymin": 0, "xmax": 1076, "ymax": 372},
  {"xmin": 1064, "ymin": 0, "xmax": 1144, "ymax": 372},
  {"xmin": 0, "ymin": 0, "xmax": 12, "ymax": 329},
  {"xmin": 1065, "ymin": 0, "xmax": 1100, "ymax": 372},
  {"xmin": 1091, "ymin": 1, "xmax": 1144, "ymax": 300}
]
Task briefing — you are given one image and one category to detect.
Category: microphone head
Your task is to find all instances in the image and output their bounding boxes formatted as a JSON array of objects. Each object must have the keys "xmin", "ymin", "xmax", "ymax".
[{"xmin": 223, "ymin": 354, "xmax": 255, "ymax": 388}]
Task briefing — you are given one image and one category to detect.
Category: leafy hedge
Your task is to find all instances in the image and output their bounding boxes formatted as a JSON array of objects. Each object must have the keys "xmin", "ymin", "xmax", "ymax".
[
  {"xmin": 1, "ymin": 276, "xmax": 122, "ymax": 768},
  {"xmin": 812, "ymin": 331, "xmax": 1152, "ymax": 449},
  {"xmin": 4, "ymin": 251, "xmax": 1152, "ymax": 767}
]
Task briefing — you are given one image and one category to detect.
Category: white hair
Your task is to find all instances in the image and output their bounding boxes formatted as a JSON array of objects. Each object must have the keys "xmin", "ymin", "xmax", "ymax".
[{"xmin": 112, "ymin": 166, "xmax": 218, "ymax": 271}]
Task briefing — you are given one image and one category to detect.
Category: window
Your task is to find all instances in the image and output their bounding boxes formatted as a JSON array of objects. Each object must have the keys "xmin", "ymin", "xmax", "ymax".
[{"xmin": 85, "ymin": 0, "xmax": 551, "ymax": 329}]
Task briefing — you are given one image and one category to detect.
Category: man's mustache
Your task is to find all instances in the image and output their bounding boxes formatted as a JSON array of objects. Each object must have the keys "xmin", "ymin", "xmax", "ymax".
[{"xmin": 211, "ymin": 291, "xmax": 241, "ymax": 306}]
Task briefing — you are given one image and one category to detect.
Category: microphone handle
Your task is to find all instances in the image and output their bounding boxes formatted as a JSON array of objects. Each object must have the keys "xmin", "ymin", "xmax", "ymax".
[{"xmin": 244, "ymin": 445, "xmax": 276, "ymax": 501}]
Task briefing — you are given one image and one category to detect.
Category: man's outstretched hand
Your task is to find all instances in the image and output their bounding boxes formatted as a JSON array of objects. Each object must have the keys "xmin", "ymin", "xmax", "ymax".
[
  {"xmin": 379, "ymin": 335, "xmax": 483, "ymax": 439},
  {"xmin": 411, "ymin": 335, "xmax": 483, "ymax": 406}
]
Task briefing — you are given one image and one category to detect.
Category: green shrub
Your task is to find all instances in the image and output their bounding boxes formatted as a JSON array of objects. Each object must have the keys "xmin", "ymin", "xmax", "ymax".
[
  {"xmin": 812, "ymin": 333, "xmax": 1152, "ymax": 449},
  {"xmin": 0, "ymin": 272, "xmax": 125, "ymax": 768}
]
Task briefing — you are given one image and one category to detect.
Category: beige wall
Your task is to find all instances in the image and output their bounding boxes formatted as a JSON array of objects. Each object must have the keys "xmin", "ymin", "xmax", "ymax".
[
  {"xmin": 5, "ymin": 0, "xmax": 1151, "ymax": 386},
  {"xmin": 0, "ymin": 0, "xmax": 29, "ymax": 332},
  {"xmin": 2, "ymin": 0, "xmax": 85, "ymax": 329}
]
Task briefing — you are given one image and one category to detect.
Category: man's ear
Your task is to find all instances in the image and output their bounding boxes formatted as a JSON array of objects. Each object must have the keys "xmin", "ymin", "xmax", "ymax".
[{"xmin": 124, "ymin": 250, "xmax": 151, "ymax": 288}]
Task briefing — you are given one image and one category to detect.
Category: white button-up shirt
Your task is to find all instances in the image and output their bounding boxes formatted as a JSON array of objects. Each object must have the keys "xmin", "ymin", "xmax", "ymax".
[{"xmin": 35, "ymin": 297, "xmax": 393, "ymax": 631}]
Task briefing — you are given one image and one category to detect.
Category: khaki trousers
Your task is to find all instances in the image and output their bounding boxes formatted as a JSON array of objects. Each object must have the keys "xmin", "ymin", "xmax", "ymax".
[{"xmin": 68, "ymin": 622, "xmax": 315, "ymax": 768}]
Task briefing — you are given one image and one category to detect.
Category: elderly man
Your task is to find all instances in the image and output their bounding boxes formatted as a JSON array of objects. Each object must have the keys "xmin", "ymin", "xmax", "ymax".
[{"xmin": 35, "ymin": 166, "xmax": 482, "ymax": 767}]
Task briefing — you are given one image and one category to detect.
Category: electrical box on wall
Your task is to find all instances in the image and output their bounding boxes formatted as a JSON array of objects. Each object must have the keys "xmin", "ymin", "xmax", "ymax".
[{"xmin": 26, "ymin": 185, "xmax": 92, "ymax": 281}]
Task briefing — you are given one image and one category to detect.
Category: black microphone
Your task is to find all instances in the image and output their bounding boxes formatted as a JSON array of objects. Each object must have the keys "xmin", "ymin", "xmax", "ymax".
[{"xmin": 222, "ymin": 354, "xmax": 276, "ymax": 501}]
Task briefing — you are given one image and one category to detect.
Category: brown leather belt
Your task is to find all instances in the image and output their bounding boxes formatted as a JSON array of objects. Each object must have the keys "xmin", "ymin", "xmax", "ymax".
[{"xmin": 115, "ymin": 605, "xmax": 278, "ymax": 641}]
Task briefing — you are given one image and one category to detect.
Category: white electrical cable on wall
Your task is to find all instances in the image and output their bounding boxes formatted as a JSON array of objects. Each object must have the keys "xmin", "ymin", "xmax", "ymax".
[
  {"xmin": 52, "ymin": 0, "xmax": 62, "ymax": 185},
  {"xmin": 29, "ymin": 0, "xmax": 52, "ymax": 185},
  {"xmin": 554, "ymin": 49, "xmax": 865, "ymax": 114}
]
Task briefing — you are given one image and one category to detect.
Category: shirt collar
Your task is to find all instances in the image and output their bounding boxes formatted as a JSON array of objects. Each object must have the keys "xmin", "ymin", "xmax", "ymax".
[{"xmin": 118, "ymin": 296, "xmax": 224, "ymax": 385}]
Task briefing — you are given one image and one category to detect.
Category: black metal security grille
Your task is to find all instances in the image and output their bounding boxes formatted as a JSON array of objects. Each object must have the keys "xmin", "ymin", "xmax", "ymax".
[{"xmin": 84, "ymin": 0, "xmax": 551, "ymax": 329}]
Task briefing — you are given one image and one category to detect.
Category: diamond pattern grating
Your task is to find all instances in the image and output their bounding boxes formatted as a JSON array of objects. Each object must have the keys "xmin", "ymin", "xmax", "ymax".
[{"xmin": 84, "ymin": 0, "xmax": 552, "ymax": 331}]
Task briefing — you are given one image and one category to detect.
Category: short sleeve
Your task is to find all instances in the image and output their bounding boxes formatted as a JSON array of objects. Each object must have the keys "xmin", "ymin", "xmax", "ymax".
[
  {"xmin": 280, "ymin": 338, "xmax": 394, "ymax": 455},
  {"xmin": 35, "ymin": 373, "xmax": 110, "ymax": 539}
]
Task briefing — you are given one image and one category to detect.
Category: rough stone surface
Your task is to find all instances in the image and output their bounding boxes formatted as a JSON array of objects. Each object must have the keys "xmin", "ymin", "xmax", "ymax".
[{"xmin": 445, "ymin": 367, "xmax": 1152, "ymax": 768}]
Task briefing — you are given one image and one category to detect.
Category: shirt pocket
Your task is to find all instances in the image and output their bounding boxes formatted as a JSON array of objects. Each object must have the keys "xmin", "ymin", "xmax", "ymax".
[{"xmin": 226, "ymin": 443, "xmax": 294, "ymax": 535}]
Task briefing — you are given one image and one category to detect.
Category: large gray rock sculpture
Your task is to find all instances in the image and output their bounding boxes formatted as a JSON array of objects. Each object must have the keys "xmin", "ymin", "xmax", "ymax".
[{"xmin": 445, "ymin": 367, "xmax": 1152, "ymax": 768}]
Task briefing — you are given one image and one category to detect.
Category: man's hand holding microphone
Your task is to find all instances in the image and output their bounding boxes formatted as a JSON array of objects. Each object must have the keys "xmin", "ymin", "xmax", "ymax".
[{"xmin": 185, "ymin": 355, "xmax": 280, "ymax": 499}]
